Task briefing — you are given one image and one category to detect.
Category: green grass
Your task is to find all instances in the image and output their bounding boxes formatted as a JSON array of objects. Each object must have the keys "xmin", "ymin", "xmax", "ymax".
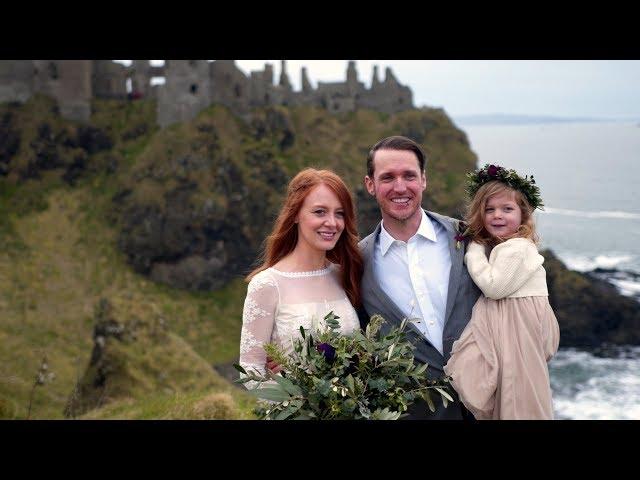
[
  {"xmin": 0, "ymin": 186, "xmax": 252, "ymax": 419},
  {"xmin": 81, "ymin": 389, "xmax": 256, "ymax": 420}
]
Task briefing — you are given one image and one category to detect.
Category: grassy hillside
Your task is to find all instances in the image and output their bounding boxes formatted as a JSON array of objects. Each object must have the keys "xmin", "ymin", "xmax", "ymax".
[
  {"xmin": 0, "ymin": 186, "xmax": 256, "ymax": 418},
  {"xmin": 113, "ymin": 102, "xmax": 477, "ymax": 293}
]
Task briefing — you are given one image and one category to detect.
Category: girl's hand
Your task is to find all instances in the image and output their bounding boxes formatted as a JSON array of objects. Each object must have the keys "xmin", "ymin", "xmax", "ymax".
[{"xmin": 266, "ymin": 356, "xmax": 282, "ymax": 374}]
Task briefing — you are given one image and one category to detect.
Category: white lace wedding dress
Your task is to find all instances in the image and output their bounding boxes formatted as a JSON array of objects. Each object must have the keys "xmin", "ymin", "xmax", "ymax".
[{"xmin": 239, "ymin": 263, "xmax": 360, "ymax": 389}]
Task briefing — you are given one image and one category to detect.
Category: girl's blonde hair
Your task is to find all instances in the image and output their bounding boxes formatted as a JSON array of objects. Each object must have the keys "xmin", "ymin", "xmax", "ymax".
[{"xmin": 465, "ymin": 180, "xmax": 539, "ymax": 248}]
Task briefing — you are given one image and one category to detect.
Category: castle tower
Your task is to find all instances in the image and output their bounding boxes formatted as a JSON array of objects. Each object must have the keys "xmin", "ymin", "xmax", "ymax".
[
  {"xmin": 301, "ymin": 67, "xmax": 312, "ymax": 94},
  {"xmin": 210, "ymin": 60, "xmax": 250, "ymax": 114},
  {"xmin": 157, "ymin": 60, "xmax": 212, "ymax": 127},
  {"xmin": 0, "ymin": 60, "xmax": 36, "ymax": 104},
  {"xmin": 2, "ymin": 61, "xmax": 96, "ymax": 119},
  {"xmin": 249, "ymin": 63, "xmax": 276, "ymax": 107},
  {"xmin": 279, "ymin": 60, "xmax": 291, "ymax": 89},
  {"xmin": 346, "ymin": 61, "xmax": 358, "ymax": 94},
  {"xmin": 384, "ymin": 66, "xmax": 399, "ymax": 84},
  {"xmin": 371, "ymin": 65, "xmax": 380, "ymax": 88},
  {"xmin": 131, "ymin": 60, "xmax": 153, "ymax": 97},
  {"xmin": 92, "ymin": 60, "xmax": 128, "ymax": 99},
  {"xmin": 30, "ymin": 60, "xmax": 93, "ymax": 122},
  {"xmin": 264, "ymin": 63, "xmax": 274, "ymax": 85}
]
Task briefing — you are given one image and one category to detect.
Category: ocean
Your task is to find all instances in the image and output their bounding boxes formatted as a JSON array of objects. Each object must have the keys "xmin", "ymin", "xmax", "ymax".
[{"xmin": 460, "ymin": 121, "xmax": 640, "ymax": 419}]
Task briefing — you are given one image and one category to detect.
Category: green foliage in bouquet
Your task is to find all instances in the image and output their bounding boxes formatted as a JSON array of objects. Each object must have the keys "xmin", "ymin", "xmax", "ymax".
[{"xmin": 234, "ymin": 312, "xmax": 454, "ymax": 420}]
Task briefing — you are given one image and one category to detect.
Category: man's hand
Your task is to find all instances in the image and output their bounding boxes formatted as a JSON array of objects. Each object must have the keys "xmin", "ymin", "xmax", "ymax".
[{"xmin": 266, "ymin": 356, "xmax": 282, "ymax": 374}]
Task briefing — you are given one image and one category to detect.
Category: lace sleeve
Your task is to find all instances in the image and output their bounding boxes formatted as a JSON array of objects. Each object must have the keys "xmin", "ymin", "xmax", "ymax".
[{"xmin": 239, "ymin": 271, "xmax": 279, "ymax": 390}]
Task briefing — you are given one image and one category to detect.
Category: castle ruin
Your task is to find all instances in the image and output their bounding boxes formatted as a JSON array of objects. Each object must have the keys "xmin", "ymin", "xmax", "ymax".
[{"xmin": 0, "ymin": 60, "xmax": 414, "ymax": 126}]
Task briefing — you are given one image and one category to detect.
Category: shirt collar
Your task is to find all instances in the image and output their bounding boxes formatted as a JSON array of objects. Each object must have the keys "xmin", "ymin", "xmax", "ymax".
[{"xmin": 379, "ymin": 209, "xmax": 437, "ymax": 256}]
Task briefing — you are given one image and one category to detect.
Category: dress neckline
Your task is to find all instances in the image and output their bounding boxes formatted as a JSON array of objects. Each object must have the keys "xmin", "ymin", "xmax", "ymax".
[{"xmin": 270, "ymin": 263, "xmax": 334, "ymax": 278}]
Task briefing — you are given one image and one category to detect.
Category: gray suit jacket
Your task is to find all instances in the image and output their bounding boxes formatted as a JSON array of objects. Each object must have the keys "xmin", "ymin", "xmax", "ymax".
[{"xmin": 359, "ymin": 209, "xmax": 481, "ymax": 420}]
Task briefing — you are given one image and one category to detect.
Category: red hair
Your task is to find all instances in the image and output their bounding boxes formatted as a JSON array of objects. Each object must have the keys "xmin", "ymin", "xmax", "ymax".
[{"xmin": 247, "ymin": 168, "xmax": 364, "ymax": 307}]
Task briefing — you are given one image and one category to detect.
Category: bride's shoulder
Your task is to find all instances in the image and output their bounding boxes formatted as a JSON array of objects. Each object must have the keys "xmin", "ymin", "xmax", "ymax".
[{"xmin": 247, "ymin": 268, "xmax": 279, "ymax": 293}]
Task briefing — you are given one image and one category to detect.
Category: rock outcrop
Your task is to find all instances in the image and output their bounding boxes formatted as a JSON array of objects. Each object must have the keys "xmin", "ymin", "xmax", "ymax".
[
  {"xmin": 64, "ymin": 296, "xmax": 225, "ymax": 418},
  {"xmin": 543, "ymin": 250, "xmax": 640, "ymax": 347}
]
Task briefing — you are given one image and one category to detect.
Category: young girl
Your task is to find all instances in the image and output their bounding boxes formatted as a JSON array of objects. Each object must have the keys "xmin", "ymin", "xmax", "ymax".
[{"xmin": 444, "ymin": 164, "xmax": 560, "ymax": 420}]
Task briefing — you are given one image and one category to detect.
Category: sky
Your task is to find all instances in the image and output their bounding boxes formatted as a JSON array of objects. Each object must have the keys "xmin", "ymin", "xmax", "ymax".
[{"xmin": 116, "ymin": 60, "xmax": 640, "ymax": 120}]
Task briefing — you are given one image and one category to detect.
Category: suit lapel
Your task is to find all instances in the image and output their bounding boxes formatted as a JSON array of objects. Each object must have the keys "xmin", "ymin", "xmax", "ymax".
[{"xmin": 427, "ymin": 211, "xmax": 464, "ymax": 327}]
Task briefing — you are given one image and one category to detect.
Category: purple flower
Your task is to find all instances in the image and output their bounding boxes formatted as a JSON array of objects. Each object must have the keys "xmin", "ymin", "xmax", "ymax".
[
  {"xmin": 316, "ymin": 343, "xmax": 336, "ymax": 362},
  {"xmin": 487, "ymin": 164, "xmax": 501, "ymax": 177},
  {"xmin": 455, "ymin": 222, "xmax": 472, "ymax": 249}
]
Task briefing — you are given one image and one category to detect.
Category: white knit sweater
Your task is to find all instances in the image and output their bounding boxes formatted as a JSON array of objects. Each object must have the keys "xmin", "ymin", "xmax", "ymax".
[{"xmin": 464, "ymin": 238, "xmax": 549, "ymax": 300}]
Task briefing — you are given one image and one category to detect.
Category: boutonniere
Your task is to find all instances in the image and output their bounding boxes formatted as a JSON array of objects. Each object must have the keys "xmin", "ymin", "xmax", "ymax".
[{"xmin": 454, "ymin": 221, "xmax": 473, "ymax": 250}]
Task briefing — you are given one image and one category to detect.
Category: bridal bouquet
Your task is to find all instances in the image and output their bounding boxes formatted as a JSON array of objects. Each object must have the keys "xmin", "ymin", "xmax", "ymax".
[{"xmin": 234, "ymin": 312, "xmax": 453, "ymax": 420}]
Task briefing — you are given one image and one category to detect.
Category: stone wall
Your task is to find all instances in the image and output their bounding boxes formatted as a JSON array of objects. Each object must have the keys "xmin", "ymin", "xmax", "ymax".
[
  {"xmin": 92, "ymin": 60, "xmax": 128, "ymax": 100},
  {"xmin": 210, "ymin": 60, "xmax": 250, "ymax": 114},
  {"xmin": 0, "ymin": 60, "xmax": 415, "ymax": 126},
  {"xmin": 130, "ymin": 60, "xmax": 153, "ymax": 97},
  {"xmin": 157, "ymin": 60, "xmax": 212, "ymax": 128},
  {"xmin": 0, "ymin": 61, "xmax": 34, "ymax": 103}
]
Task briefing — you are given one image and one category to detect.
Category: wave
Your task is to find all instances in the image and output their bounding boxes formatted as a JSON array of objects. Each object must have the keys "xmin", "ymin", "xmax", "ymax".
[
  {"xmin": 549, "ymin": 347, "xmax": 640, "ymax": 420},
  {"xmin": 608, "ymin": 278, "xmax": 640, "ymax": 296},
  {"xmin": 556, "ymin": 253, "xmax": 640, "ymax": 298},
  {"xmin": 542, "ymin": 207, "xmax": 640, "ymax": 220},
  {"xmin": 559, "ymin": 253, "xmax": 634, "ymax": 272}
]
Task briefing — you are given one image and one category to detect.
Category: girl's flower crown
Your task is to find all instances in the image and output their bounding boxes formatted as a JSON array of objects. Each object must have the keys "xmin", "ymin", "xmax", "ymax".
[{"xmin": 466, "ymin": 164, "xmax": 544, "ymax": 211}]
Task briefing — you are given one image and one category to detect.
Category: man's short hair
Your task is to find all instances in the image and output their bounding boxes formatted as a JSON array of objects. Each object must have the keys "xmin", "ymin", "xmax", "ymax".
[{"xmin": 366, "ymin": 136, "xmax": 426, "ymax": 178}]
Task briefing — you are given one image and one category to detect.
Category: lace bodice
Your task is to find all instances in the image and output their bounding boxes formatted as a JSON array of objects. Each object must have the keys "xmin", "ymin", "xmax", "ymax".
[{"xmin": 239, "ymin": 264, "xmax": 360, "ymax": 389}]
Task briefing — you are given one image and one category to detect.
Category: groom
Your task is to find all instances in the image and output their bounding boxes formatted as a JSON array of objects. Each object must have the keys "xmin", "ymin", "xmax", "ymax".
[{"xmin": 359, "ymin": 136, "xmax": 481, "ymax": 420}]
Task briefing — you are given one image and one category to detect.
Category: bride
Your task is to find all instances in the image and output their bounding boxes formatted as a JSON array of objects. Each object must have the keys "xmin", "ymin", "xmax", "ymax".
[{"xmin": 239, "ymin": 168, "xmax": 364, "ymax": 388}]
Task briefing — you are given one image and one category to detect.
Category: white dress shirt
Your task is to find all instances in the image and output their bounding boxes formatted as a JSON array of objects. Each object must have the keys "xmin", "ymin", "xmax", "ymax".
[{"xmin": 373, "ymin": 209, "xmax": 451, "ymax": 355}]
